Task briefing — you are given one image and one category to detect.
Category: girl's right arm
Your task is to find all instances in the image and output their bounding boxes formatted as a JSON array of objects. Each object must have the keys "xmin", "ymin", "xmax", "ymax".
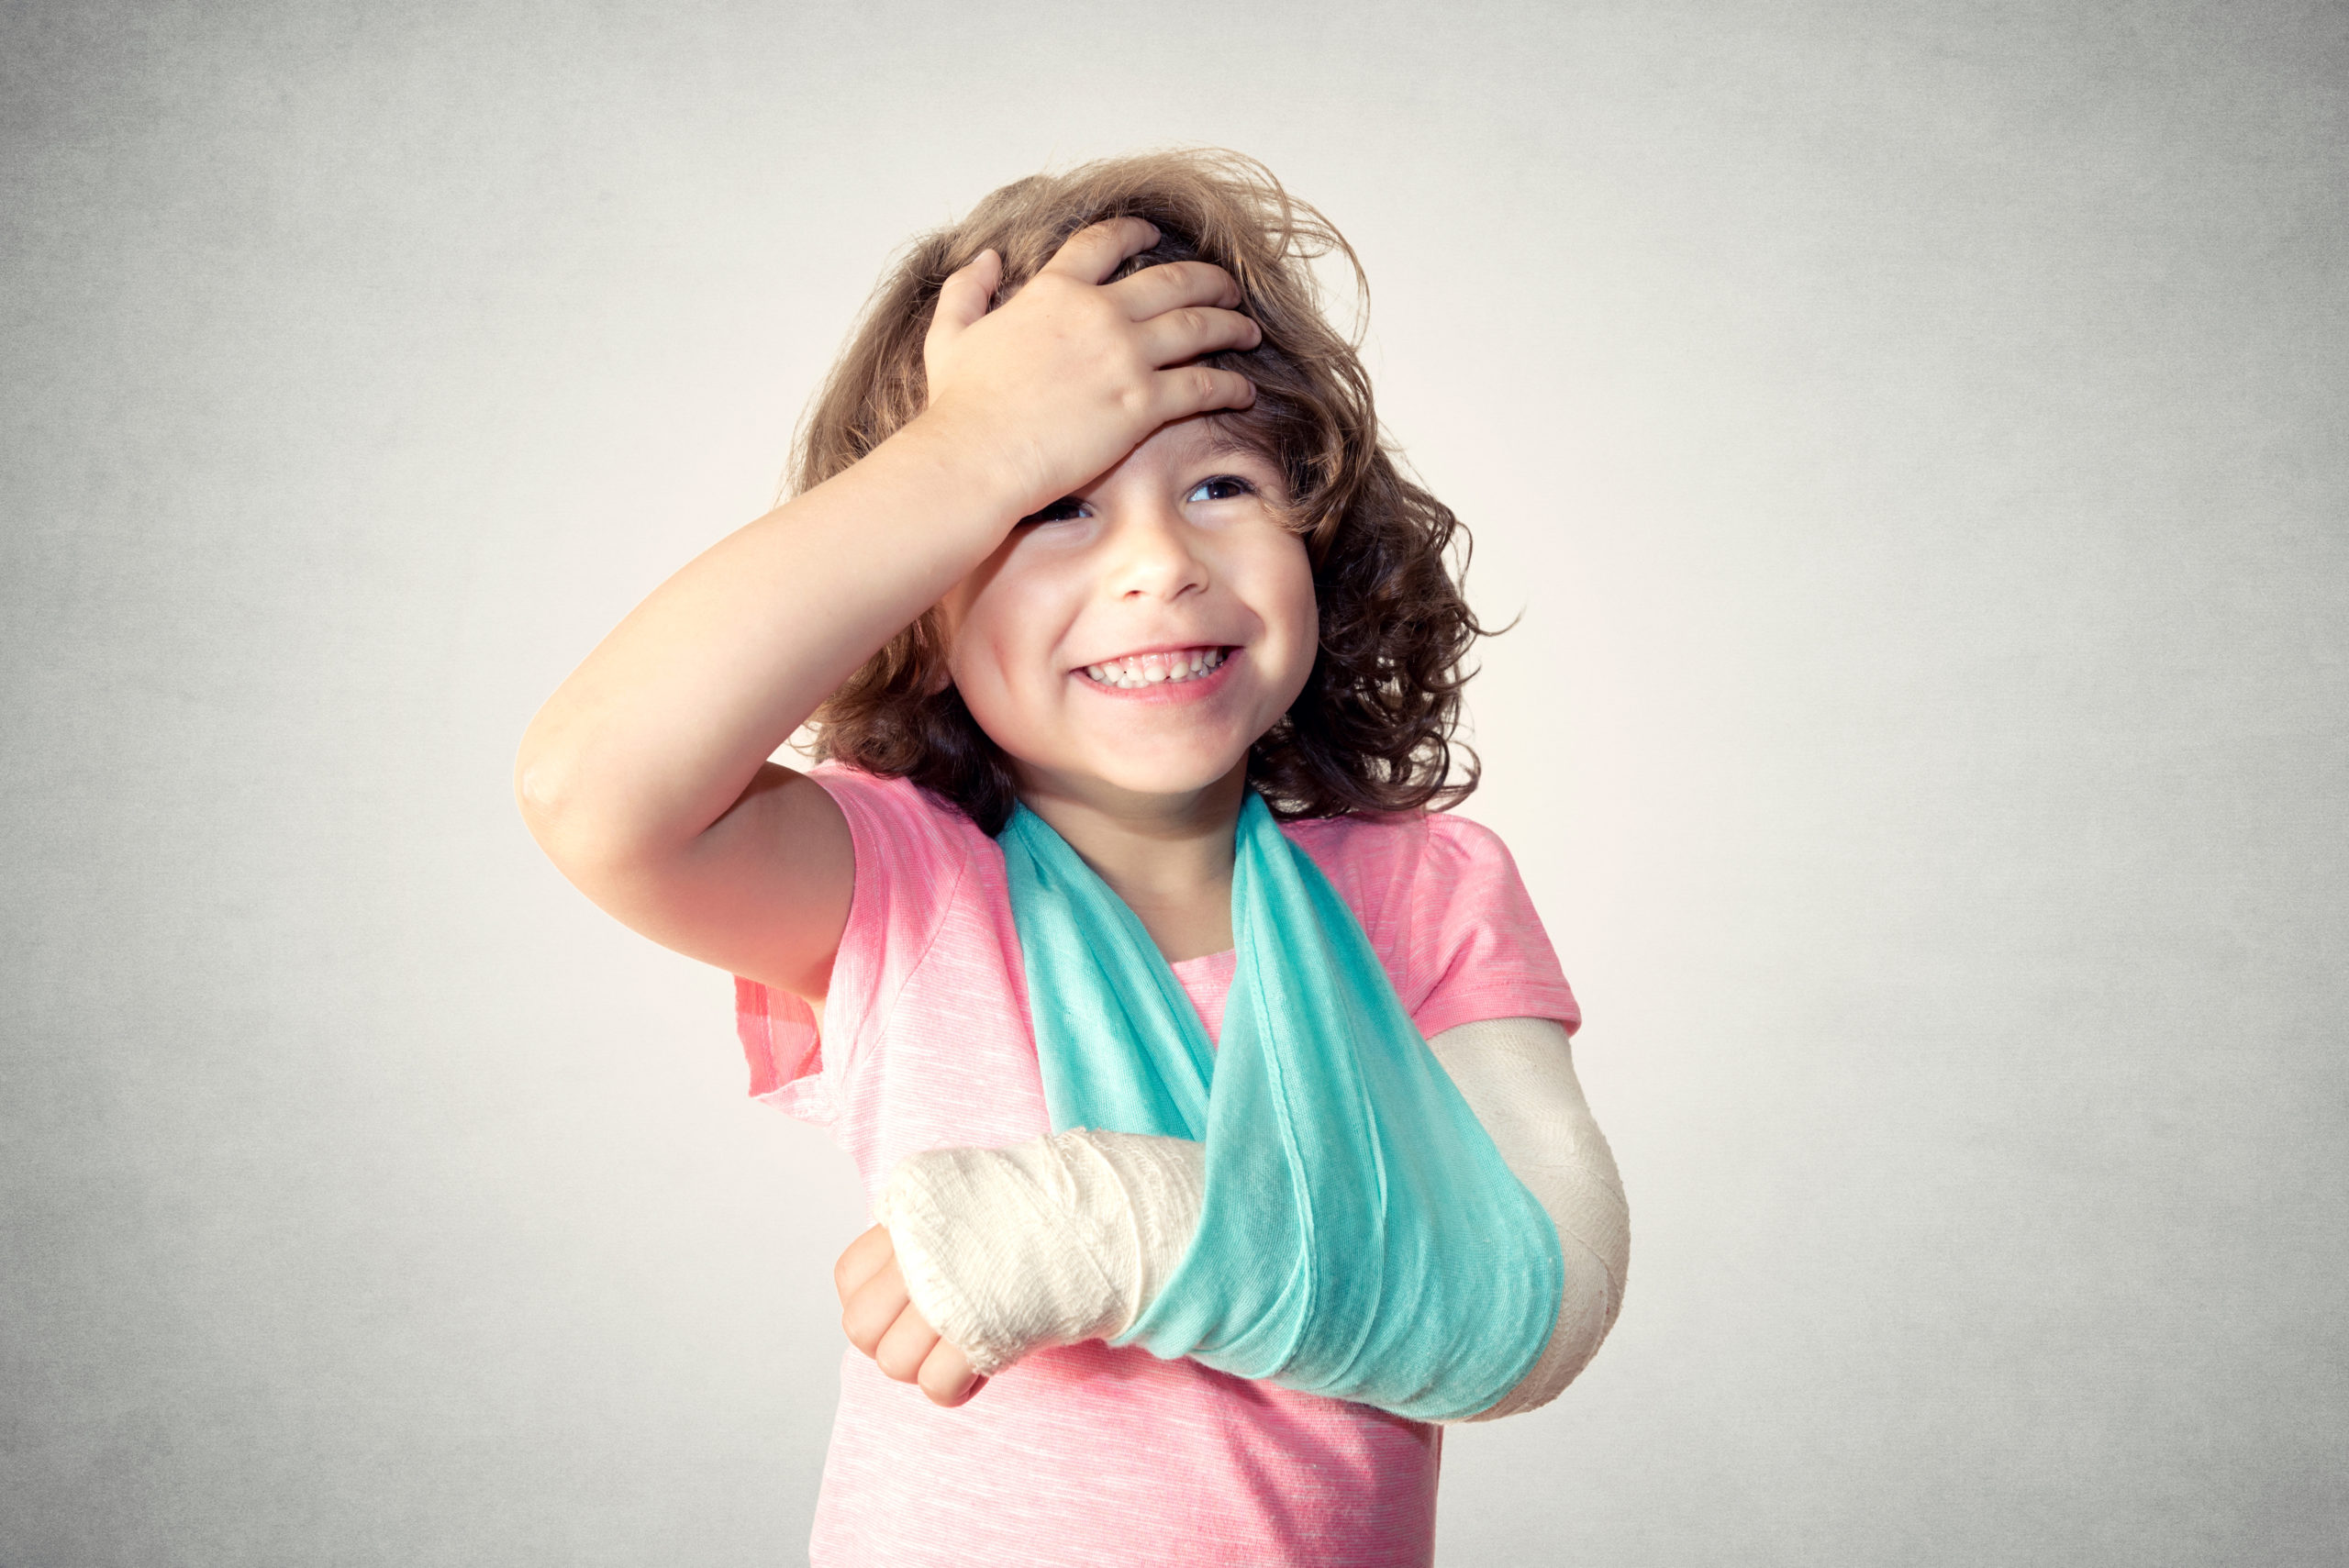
[{"xmin": 513, "ymin": 219, "xmax": 1261, "ymax": 1002}]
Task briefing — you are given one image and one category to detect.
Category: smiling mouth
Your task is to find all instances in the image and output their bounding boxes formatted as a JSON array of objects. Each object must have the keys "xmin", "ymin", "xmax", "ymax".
[{"xmin": 1077, "ymin": 647, "xmax": 1232, "ymax": 689}]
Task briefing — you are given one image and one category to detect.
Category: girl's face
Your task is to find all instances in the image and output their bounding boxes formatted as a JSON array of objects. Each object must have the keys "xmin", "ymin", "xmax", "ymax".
[{"xmin": 940, "ymin": 417, "xmax": 1319, "ymax": 814}]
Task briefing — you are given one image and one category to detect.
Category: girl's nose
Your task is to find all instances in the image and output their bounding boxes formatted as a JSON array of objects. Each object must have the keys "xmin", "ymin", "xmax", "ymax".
[{"xmin": 1105, "ymin": 500, "xmax": 1209, "ymax": 602}]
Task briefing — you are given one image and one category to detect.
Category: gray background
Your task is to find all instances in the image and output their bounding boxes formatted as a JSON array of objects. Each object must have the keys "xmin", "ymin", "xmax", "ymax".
[{"xmin": 4, "ymin": 1, "xmax": 2343, "ymax": 1563}]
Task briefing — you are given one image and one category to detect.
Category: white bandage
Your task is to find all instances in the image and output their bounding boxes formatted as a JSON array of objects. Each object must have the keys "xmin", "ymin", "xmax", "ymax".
[
  {"xmin": 873, "ymin": 1126, "xmax": 1206, "ymax": 1377},
  {"xmin": 1427, "ymin": 1016, "xmax": 1631, "ymax": 1422},
  {"xmin": 874, "ymin": 1017, "xmax": 1628, "ymax": 1413}
]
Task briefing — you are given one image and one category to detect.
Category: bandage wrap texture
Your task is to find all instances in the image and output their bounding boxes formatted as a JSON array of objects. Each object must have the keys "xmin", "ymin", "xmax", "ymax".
[
  {"xmin": 1431, "ymin": 1017, "xmax": 1630, "ymax": 1421},
  {"xmin": 876, "ymin": 1016, "xmax": 1628, "ymax": 1417},
  {"xmin": 873, "ymin": 1128, "xmax": 1206, "ymax": 1377}
]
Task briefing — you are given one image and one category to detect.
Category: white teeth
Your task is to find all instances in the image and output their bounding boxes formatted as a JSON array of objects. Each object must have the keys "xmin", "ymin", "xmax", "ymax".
[{"xmin": 1083, "ymin": 648, "xmax": 1226, "ymax": 688}]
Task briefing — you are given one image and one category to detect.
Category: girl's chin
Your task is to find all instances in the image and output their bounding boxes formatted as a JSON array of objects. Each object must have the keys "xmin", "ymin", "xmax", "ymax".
[{"xmin": 1022, "ymin": 749, "xmax": 1249, "ymax": 804}]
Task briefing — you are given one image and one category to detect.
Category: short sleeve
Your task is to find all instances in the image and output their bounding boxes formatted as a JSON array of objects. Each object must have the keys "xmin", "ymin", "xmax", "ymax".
[
  {"xmin": 733, "ymin": 764, "xmax": 977, "ymax": 1125},
  {"xmin": 1401, "ymin": 814, "xmax": 1581, "ymax": 1040}
]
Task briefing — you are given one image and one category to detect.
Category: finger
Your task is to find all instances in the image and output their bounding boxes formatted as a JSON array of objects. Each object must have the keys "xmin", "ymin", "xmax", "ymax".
[
  {"xmin": 925, "ymin": 249, "xmax": 1003, "ymax": 353},
  {"xmin": 833, "ymin": 1224, "xmax": 896, "ymax": 1307},
  {"xmin": 1038, "ymin": 217, "xmax": 1162, "ymax": 284},
  {"xmin": 841, "ymin": 1256, "xmax": 911, "ymax": 1358},
  {"xmin": 918, "ymin": 1339, "xmax": 985, "ymax": 1408},
  {"xmin": 874, "ymin": 1300, "xmax": 942, "ymax": 1384},
  {"xmin": 1151, "ymin": 363, "xmax": 1258, "ymax": 424},
  {"xmin": 1132, "ymin": 306, "xmax": 1264, "ymax": 368},
  {"xmin": 1106, "ymin": 259, "xmax": 1244, "ymax": 320}
]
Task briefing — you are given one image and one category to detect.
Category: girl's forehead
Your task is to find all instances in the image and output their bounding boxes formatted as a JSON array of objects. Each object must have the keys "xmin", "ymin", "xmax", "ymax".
[
  {"xmin": 1143, "ymin": 416, "xmax": 1282, "ymax": 472},
  {"xmin": 1065, "ymin": 417, "xmax": 1278, "ymax": 498}
]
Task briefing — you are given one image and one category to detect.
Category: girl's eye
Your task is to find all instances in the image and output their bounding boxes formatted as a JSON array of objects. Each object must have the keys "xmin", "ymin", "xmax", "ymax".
[
  {"xmin": 1186, "ymin": 475, "xmax": 1255, "ymax": 505},
  {"xmin": 1019, "ymin": 498, "xmax": 1088, "ymax": 526}
]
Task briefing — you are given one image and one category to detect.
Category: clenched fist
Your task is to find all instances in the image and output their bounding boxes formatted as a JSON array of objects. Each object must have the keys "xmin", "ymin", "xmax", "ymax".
[{"xmin": 834, "ymin": 1222, "xmax": 987, "ymax": 1408}]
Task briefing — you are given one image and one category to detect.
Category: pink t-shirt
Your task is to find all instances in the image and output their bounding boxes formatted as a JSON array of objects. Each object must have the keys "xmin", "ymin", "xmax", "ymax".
[{"xmin": 735, "ymin": 764, "xmax": 1579, "ymax": 1568}]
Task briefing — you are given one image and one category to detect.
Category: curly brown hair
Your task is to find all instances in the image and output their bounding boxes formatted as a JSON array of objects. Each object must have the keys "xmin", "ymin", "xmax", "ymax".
[{"xmin": 793, "ymin": 148, "xmax": 1499, "ymax": 836}]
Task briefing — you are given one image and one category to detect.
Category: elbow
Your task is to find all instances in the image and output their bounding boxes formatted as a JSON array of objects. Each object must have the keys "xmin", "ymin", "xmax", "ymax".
[
  {"xmin": 512, "ymin": 728, "xmax": 576, "ymax": 852},
  {"xmin": 512, "ymin": 728, "xmax": 632, "ymax": 885},
  {"xmin": 1553, "ymin": 1235, "xmax": 1627, "ymax": 1386},
  {"xmin": 1453, "ymin": 1235, "xmax": 1623, "ymax": 1426},
  {"xmin": 1542, "ymin": 1189, "xmax": 1631, "ymax": 1397},
  {"xmin": 514, "ymin": 745, "xmax": 569, "ymax": 832},
  {"xmin": 1453, "ymin": 1186, "xmax": 1630, "ymax": 1426}
]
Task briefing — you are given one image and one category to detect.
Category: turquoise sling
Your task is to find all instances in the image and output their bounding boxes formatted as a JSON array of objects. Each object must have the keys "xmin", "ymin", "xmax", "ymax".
[{"xmin": 996, "ymin": 789, "xmax": 1563, "ymax": 1422}]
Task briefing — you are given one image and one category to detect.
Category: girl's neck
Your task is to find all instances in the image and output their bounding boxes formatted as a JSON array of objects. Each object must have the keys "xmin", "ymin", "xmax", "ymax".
[{"xmin": 1013, "ymin": 763, "xmax": 1246, "ymax": 963}]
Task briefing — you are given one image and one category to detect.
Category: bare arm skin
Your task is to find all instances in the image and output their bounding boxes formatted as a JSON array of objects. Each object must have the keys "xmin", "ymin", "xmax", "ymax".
[{"xmin": 513, "ymin": 219, "xmax": 1261, "ymax": 1000}]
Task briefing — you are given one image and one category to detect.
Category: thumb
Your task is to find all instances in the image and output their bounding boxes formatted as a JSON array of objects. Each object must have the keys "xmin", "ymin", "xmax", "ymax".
[{"xmin": 930, "ymin": 249, "xmax": 1003, "ymax": 345}]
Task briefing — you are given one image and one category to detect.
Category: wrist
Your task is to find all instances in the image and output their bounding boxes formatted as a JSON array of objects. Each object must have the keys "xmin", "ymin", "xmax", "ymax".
[
  {"xmin": 882, "ymin": 406, "xmax": 1054, "ymax": 528},
  {"xmin": 874, "ymin": 1129, "xmax": 1208, "ymax": 1374}
]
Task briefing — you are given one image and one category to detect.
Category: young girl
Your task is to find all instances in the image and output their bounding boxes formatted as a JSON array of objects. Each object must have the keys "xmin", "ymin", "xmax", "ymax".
[{"xmin": 517, "ymin": 150, "xmax": 1628, "ymax": 1567}]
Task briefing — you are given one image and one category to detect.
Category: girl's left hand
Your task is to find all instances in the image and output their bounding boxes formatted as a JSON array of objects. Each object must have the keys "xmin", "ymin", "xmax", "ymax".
[{"xmin": 834, "ymin": 1223, "xmax": 988, "ymax": 1407}]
